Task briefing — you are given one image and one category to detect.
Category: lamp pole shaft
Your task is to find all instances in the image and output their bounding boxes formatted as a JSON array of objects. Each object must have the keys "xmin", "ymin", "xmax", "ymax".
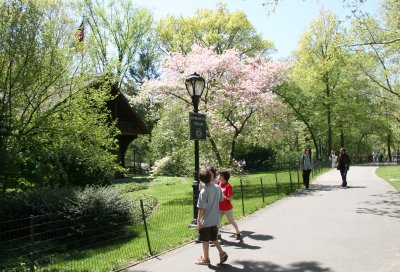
[
  {"xmin": 193, "ymin": 140, "xmax": 199, "ymax": 220},
  {"xmin": 191, "ymin": 96, "xmax": 200, "ymax": 225}
]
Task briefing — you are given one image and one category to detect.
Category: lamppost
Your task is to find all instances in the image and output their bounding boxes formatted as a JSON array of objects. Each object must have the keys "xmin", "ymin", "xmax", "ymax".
[{"xmin": 185, "ymin": 72, "xmax": 205, "ymax": 227}]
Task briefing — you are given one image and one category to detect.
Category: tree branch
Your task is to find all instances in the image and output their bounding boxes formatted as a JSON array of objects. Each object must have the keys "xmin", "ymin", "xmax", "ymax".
[{"xmin": 345, "ymin": 38, "xmax": 400, "ymax": 47}]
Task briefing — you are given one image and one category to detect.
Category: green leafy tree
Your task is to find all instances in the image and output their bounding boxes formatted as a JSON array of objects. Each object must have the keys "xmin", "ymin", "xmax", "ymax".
[
  {"xmin": 156, "ymin": 3, "xmax": 273, "ymax": 56},
  {"xmin": 346, "ymin": 0, "xmax": 399, "ymax": 158},
  {"xmin": 78, "ymin": 0, "xmax": 153, "ymax": 89},
  {"xmin": 281, "ymin": 9, "xmax": 349, "ymax": 155},
  {"xmin": 0, "ymin": 0, "xmax": 119, "ymax": 191},
  {"xmin": 279, "ymin": 9, "xmax": 381, "ymax": 158},
  {"xmin": 76, "ymin": 0, "xmax": 156, "ymax": 170}
]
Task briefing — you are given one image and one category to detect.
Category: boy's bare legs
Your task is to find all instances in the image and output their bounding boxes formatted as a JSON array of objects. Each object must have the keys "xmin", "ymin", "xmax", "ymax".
[
  {"xmin": 202, "ymin": 242, "xmax": 210, "ymax": 260},
  {"xmin": 231, "ymin": 221, "xmax": 240, "ymax": 235},
  {"xmin": 211, "ymin": 240, "xmax": 224, "ymax": 255},
  {"xmin": 212, "ymin": 240, "xmax": 228, "ymax": 264}
]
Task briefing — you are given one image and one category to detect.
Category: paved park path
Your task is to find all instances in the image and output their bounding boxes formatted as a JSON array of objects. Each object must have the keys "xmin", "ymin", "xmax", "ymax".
[{"xmin": 125, "ymin": 166, "xmax": 400, "ymax": 272}]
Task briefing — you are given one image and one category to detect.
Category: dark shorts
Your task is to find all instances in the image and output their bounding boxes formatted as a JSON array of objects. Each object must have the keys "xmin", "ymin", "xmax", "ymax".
[{"xmin": 198, "ymin": 226, "xmax": 218, "ymax": 242}]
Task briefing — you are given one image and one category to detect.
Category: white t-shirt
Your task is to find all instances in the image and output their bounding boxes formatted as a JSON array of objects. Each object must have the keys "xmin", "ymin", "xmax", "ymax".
[{"xmin": 197, "ymin": 183, "xmax": 223, "ymax": 228}]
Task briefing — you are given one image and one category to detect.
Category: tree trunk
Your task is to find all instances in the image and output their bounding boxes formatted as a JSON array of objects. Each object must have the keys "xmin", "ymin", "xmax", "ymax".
[
  {"xmin": 340, "ymin": 129, "xmax": 344, "ymax": 148},
  {"xmin": 229, "ymin": 132, "xmax": 240, "ymax": 166},
  {"xmin": 207, "ymin": 134, "xmax": 223, "ymax": 167},
  {"xmin": 356, "ymin": 134, "xmax": 366, "ymax": 162},
  {"xmin": 387, "ymin": 133, "xmax": 392, "ymax": 162},
  {"xmin": 327, "ymin": 104, "xmax": 332, "ymax": 155}
]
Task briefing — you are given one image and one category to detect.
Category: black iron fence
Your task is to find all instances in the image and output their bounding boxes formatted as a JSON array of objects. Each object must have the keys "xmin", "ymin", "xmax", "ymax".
[{"xmin": 0, "ymin": 163, "xmax": 323, "ymax": 272}]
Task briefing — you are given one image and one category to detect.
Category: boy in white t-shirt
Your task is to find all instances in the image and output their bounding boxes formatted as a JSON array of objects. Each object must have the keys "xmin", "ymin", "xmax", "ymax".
[{"xmin": 196, "ymin": 168, "xmax": 228, "ymax": 265}]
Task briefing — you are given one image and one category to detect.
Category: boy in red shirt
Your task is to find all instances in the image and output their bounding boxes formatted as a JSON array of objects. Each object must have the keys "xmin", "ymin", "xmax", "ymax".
[{"xmin": 218, "ymin": 169, "xmax": 241, "ymax": 239}]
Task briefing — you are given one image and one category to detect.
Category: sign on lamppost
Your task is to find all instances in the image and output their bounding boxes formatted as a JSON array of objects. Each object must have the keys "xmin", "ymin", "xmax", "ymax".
[{"xmin": 189, "ymin": 112, "xmax": 207, "ymax": 140}]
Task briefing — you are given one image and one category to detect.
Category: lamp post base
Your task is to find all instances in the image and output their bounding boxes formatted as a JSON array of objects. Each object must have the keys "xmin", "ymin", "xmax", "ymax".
[{"xmin": 189, "ymin": 179, "xmax": 199, "ymax": 228}]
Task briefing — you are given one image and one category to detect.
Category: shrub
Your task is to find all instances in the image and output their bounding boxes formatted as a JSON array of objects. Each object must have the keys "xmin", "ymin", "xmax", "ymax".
[
  {"xmin": 111, "ymin": 182, "xmax": 149, "ymax": 193},
  {"xmin": 150, "ymin": 150, "xmax": 192, "ymax": 177},
  {"xmin": 239, "ymin": 147, "xmax": 277, "ymax": 171},
  {"xmin": 0, "ymin": 186, "xmax": 158, "ymax": 245}
]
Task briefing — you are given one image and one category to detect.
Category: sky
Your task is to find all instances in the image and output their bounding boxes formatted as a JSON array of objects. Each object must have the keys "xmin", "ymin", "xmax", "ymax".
[{"xmin": 133, "ymin": 0, "xmax": 380, "ymax": 59}]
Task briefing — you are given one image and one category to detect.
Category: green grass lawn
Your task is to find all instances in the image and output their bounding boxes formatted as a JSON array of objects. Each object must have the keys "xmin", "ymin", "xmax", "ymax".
[
  {"xmin": 38, "ymin": 169, "xmax": 319, "ymax": 271},
  {"xmin": 376, "ymin": 165, "xmax": 400, "ymax": 192}
]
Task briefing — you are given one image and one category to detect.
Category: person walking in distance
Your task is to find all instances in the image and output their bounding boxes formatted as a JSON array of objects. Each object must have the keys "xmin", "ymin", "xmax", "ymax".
[
  {"xmin": 300, "ymin": 147, "xmax": 313, "ymax": 189},
  {"xmin": 195, "ymin": 168, "xmax": 228, "ymax": 265},
  {"xmin": 336, "ymin": 147, "xmax": 351, "ymax": 187},
  {"xmin": 218, "ymin": 169, "xmax": 241, "ymax": 240},
  {"xmin": 329, "ymin": 150, "xmax": 338, "ymax": 168}
]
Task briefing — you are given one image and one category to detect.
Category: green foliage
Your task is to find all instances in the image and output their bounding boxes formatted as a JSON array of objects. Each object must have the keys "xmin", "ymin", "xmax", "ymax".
[
  {"xmin": 0, "ymin": 186, "xmax": 158, "ymax": 239},
  {"xmin": 126, "ymin": 134, "xmax": 152, "ymax": 173},
  {"xmin": 147, "ymin": 104, "xmax": 194, "ymax": 176},
  {"xmin": 150, "ymin": 151, "xmax": 193, "ymax": 177},
  {"xmin": 112, "ymin": 181, "xmax": 149, "ymax": 193},
  {"xmin": 236, "ymin": 146, "xmax": 277, "ymax": 171},
  {"xmin": 280, "ymin": 7, "xmax": 392, "ymax": 160},
  {"xmin": 2, "ymin": 85, "xmax": 121, "ymax": 189},
  {"xmin": 62, "ymin": 186, "xmax": 157, "ymax": 239},
  {"xmin": 78, "ymin": 0, "xmax": 154, "ymax": 83},
  {"xmin": 0, "ymin": 1, "xmax": 122, "ymax": 191},
  {"xmin": 156, "ymin": 2, "xmax": 273, "ymax": 56},
  {"xmin": 346, "ymin": 0, "xmax": 400, "ymax": 151},
  {"xmin": 150, "ymin": 176, "xmax": 188, "ymax": 186},
  {"xmin": 290, "ymin": 9, "xmax": 349, "ymax": 154}
]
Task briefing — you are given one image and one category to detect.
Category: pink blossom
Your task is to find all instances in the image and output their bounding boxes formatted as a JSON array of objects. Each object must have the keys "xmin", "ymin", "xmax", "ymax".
[{"xmin": 139, "ymin": 45, "xmax": 291, "ymax": 163}]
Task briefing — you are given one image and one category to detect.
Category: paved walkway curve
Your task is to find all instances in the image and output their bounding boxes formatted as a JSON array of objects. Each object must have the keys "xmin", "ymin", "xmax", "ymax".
[{"xmin": 125, "ymin": 166, "xmax": 400, "ymax": 272}]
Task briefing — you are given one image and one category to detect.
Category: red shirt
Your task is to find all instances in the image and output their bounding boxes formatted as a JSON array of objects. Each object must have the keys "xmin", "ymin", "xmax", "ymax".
[{"xmin": 219, "ymin": 181, "xmax": 233, "ymax": 211}]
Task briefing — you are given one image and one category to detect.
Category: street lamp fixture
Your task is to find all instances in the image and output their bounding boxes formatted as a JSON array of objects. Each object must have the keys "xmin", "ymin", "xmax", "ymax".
[
  {"xmin": 185, "ymin": 72, "xmax": 205, "ymax": 227},
  {"xmin": 185, "ymin": 73, "xmax": 205, "ymax": 111}
]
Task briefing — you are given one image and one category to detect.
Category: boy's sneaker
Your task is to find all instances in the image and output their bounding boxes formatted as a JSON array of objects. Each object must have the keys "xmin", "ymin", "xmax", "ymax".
[
  {"xmin": 235, "ymin": 233, "xmax": 241, "ymax": 239},
  {"xmin": 219, "ymin": 251, "xmax": 228, "ymax": 264}
]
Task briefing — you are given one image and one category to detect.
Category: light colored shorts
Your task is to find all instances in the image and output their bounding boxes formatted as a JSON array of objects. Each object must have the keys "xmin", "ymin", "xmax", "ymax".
[{"xmin": 219, "ymin": 209, "xmax": 235, "ymax": 226}]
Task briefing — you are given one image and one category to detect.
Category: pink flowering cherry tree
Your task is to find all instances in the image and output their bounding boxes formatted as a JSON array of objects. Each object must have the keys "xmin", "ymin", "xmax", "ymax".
[{"xmin": 140, "ymin": 45, "xmax": 291, "ymax": 166}]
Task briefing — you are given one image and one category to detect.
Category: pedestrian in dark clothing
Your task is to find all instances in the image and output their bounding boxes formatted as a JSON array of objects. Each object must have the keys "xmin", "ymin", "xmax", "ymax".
[
  {"xmin": 336, "ymin": 147, "xmax": 351, "ymax": 187},
  {"xmin": 300, "ymin": 147, "xmax": 313, "ymax": 189}
]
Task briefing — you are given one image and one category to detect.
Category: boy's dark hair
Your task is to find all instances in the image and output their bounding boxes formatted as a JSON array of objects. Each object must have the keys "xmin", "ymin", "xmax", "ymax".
[
  {"xmin": 208, "ymin": 166, "xmax": 217, "ymax": 177},
  {"xmin": 199, "ymin": 168, "xmax": 212, "ymax": 184},
  {"xmin": 218, "ymin": 169, "xmax": 230, "ymax": 181}
]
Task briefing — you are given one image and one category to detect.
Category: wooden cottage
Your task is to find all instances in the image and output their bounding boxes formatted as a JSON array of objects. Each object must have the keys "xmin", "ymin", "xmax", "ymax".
[{"xmin": 107, "ymin": 85, "xmax": 149, "ymax": 173}]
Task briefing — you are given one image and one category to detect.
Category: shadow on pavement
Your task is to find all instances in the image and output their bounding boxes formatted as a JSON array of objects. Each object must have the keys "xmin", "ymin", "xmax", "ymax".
[
  {"xmin": 291, "ymin": 185, "xmax": 341, "ymax": 197},
  {"xmin": 356, "ymin": 191, "xmax": 400, "ymax": 219},
  {"xmin": 220, "ymin": 230, "xmax": 274, "ymax": 242},
  {"xmin": 207, "ymin": 260, "xmax": 333, "ymax": 272},
  {"xmin": 237, "ymin": 230, "xmax": 274, "ymax": 241},
  {"xmin": 219, "ymin": 231, "xmax": 273, "ymax": 250},
  {"xmin": 291, "ymin": 184, "xmax": 367, "ymax": 197}
]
